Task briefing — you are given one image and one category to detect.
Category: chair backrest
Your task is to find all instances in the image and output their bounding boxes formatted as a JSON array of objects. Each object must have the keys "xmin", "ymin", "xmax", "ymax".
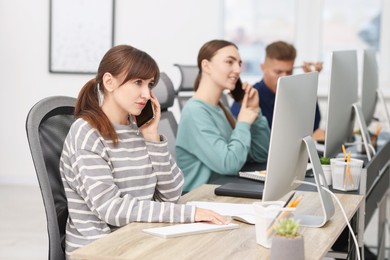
[
  {"xmin": 174, "ymin": 64, "xmax": 198, "ymax": 110},
  {"xmin": 174, "ymin": 64, "xmax": 198, "ymax": 92},
  {"xmin": 154, "ymin": 72, "xmax": 178, "ymax": 158},
  {"xmin": 26, "ymin": 96, "xmax": 76, "ymax": 260},
  {"xmin": 173, "ymin": 63, "xmax": 231, "ymax": 109}
]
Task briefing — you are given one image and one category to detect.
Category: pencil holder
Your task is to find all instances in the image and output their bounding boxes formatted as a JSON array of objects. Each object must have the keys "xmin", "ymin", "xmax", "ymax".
[
  {"xmin": 253, "ymin": 201, "xmax": 295, "ymax": 248},
  {"xmin": 330, "ymin": 158, "xmax": 363, "ymax": 191}
]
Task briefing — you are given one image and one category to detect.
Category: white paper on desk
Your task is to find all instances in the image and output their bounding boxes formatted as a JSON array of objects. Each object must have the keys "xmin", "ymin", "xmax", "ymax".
[
  {"xmin": 143, "ymin": 223, "xmax": 239, "ymax": 238},
  {"xmin": 187, "ymin": 201, "xmax": 255, "ymax": 225}
]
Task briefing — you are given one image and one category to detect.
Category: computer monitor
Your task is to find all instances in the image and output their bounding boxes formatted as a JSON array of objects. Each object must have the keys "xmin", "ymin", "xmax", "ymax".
[
  {"xmin": 262, "ymin": 72, "xmax": 335, "ymax": 227},
  {"xmin": 323, "ymin": 50, "xmax": 359, "ymax": 158},
  {"xmin": 323, "ymin": 50, "xmax": 376, "ymax": 160},
  {"xmin": 360, "ymin": 48, "xmax": 390, "ymax": 131},
  {"xmin": 361, "ymin": 49, "xmax": 378, "ymax": 126}
]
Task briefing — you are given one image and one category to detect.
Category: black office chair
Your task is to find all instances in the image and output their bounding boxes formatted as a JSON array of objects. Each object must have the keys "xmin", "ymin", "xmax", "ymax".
[
  {"xmin": 154, "ymin": 72, "xmax": 178, "ymax": 158},
  {"xmin": 26, "ymin": 96, "xmax": 76, "ymax": 260}
]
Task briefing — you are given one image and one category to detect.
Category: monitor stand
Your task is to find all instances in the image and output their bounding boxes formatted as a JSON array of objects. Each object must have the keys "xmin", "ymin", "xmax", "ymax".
[
  {"xmin": 294, "ymin": 136, "xmax": 335, "ymax": 228},
  {"xmin": 353, "ymin": 102, "xmax": 376, "ymax": 161}
]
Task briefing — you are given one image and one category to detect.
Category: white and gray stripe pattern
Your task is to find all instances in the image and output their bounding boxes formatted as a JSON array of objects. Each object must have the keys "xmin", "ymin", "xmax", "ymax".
[{"xmin": 60, "ymin": 118, "xmax": 195, "ymax": 257}]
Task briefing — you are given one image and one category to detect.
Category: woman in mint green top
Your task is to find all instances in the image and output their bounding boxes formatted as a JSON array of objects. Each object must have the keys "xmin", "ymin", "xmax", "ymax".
[{"xmin": 176, "ymin": 40, "xmax": 270, "ymax": 192}]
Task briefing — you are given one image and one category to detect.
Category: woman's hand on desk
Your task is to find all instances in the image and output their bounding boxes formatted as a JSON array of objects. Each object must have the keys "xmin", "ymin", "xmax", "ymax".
[{"xmin": 195, "ymin": 208, "xmax": 229, "ymax": 225}]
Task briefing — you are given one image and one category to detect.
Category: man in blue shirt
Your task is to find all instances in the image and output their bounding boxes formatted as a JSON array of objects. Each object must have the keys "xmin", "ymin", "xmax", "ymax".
[{"xmin": 231, "ymin": 41, "xmax": 325, "ymax": 141}]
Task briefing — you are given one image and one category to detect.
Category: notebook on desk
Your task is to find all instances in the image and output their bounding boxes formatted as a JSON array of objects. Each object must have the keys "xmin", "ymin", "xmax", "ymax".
[
  {"xmin": 238, "ymin": 171, "xmax": 266, "ymax": 182},
  {"xmin": 239, "ymin": 163, "xmax": 313, "ymax": 182},
  {"xmin": 214, "ymin": 182, "xmax": 263, "ymax": 199}
]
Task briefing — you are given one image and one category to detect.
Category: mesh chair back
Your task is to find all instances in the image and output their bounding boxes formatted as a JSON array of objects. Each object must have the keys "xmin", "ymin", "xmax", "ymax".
[
  {"xmin": 174, "ymin": 64, "xmax": 198, "ymax": 110},
  {"xmin": 154, "ymin": 72, "xmax": 176, "ymax": 111},
  {"xmin": 173, "ymin": 64, "xmax": 198, "ymax": 92},
  {"xmin": 154, "ymin": 72, "xmax": 178, "ymax": 158},
  {"xmin": 26, "ymin": 96, "xmax": 76, "ymax": 260}
]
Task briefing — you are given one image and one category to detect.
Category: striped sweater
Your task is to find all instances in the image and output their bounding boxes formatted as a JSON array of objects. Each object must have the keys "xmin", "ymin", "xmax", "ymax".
[{"xmin": 60, "ymin": 118, "xmax": 195, "ymax": 257}]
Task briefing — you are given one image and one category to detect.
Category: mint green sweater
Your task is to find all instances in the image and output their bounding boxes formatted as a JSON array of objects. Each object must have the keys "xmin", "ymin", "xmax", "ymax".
[{"xmin": 176, "ymin": 98, "xmax": 270, "ymax": 192}]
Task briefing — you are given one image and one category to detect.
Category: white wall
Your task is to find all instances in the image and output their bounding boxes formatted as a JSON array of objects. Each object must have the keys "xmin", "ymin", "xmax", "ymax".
[
  {"xmin": 1, "ymin": 0, "xmax": 389, "ymax": 184},
  {"xmin": 115, "ymin": 0, "xmax": 223, "ymax": 86},
  {"xmin": 0, "ymin": 0, "xmax": 222, "ymax": 184}
]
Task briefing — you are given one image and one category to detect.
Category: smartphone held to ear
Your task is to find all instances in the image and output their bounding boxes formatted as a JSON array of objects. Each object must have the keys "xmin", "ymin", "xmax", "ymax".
[
  {"xmin": 230, "ymin": 78, "xmax": 245, "ymax": 102},
  {"xmin": 135, "ymin": 100, "xmax": 155, "ymax": 128}
]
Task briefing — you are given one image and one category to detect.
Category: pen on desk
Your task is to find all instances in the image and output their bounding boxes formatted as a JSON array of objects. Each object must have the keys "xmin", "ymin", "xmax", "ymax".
[
  {"xmin": 291, "ymin": 195, "xmax": 303, "ymax": 208},
  {"xmin": 284, "ymin": 192, "xmax": 296, "ymax": 207},
  {"xmin": 343, "ymin": 153, "xmax": 348, "ymax": 188},
  {"xmin": 342, "ymin": 145, "xmax": 347, "ymax": 161},
  {"xmin": 375, "ymin": 124, "xmax": 382, "ymax": 136},
  {"xmin": 342, "ymin": 144, "xmax": 349, "ymax": 187},
  {"xmin": 343, "ymin": 151, "xmax": 353, "ymax": 188},
  {"xmin": 371, "ymin": 124, "xmax": 381, "ymax": 144}
]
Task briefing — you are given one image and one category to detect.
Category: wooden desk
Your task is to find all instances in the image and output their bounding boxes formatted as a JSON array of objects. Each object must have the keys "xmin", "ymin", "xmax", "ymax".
[{"xmin": 71, "ymin": 184, "xmax": 364, "ymax": 260}]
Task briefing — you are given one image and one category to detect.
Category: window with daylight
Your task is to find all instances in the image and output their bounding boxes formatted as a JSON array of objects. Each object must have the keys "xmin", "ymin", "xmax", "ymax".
[{"xmin": 224, "ymin": 0, "xmax": 295, "ymax": 78}]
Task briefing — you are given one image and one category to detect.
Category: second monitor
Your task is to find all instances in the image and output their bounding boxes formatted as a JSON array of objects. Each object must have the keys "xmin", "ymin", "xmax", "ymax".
[
  {"xmin": 324, "ymin": 49, "xmax": 376, "ymax": 161},
  {"xmin": 323, "ymin": 50, "xmax": 359, "ymax": 159}
]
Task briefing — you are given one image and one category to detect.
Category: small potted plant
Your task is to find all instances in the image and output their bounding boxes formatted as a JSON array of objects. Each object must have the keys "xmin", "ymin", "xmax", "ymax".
[
  {"xmin": 320, "ymin": 156, "xmax": 332, "ymax": 186},
  {"xmin": 270, "ymin": 218, "xmax": 304, "ymax": 260}
]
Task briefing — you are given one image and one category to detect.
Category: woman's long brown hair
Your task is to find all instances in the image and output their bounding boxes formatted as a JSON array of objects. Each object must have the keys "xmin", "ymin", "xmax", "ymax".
[
  {"xmin": 74, "ymin": 45, "xmax": 160, "ymax": 144},
  {"xmin": 195, "ymin": 40, "xmax": 238, "ymax": 128}
]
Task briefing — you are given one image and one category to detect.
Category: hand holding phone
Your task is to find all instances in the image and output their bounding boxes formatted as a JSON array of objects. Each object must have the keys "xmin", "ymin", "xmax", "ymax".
[
  {"xmin": 237, "ymin": 88, "xmax": 259, "ymax": 125},
  {"xmin": 135, "ymin": 99, "xmax": 155, "ymax": 128},
  {"xmin": 230, "ymin": 78, "xmax": 245, "ymax": 103}
]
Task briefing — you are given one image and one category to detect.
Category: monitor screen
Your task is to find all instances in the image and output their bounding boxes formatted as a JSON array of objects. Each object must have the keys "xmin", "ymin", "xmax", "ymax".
[
  {"xmin": 262, "ymin": 72, "xmax": 319, "ymax": 202},
  {"xmin": 262, "ymin": 72, "xmax": 335, "ymax": 227},
  {"xmin": 361, "ymin": 49, "xmax": 378, "ymax": 126},
  {"xmin": 323, "ymin": 50, "xmax": 359, "ymax": 158}
]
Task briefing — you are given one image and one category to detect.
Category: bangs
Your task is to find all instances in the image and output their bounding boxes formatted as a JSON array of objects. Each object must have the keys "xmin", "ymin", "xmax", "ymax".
[{"xmin": 122, "ymin": 51, "xmax": 160, "ymax": 86}]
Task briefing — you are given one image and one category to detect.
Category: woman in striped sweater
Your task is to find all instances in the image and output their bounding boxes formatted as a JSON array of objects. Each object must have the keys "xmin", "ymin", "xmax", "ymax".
[{"xmin": 60, "ymin": 45, "xmax": 227, "ymax": 257}]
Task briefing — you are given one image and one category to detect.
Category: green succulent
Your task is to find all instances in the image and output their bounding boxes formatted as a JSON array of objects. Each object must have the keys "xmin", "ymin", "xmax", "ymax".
[
  {"xmin": 320, "ymin": 156, "xmax": 331, "ymax": 165},
  {"xmin": 273, "ymin": 218, "xmax": 300, "ymax": 238}
]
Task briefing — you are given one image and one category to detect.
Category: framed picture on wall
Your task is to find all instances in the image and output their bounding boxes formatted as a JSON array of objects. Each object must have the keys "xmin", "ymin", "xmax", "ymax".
[{"xmin": 49, "ymin": 0, "xmax": 115, "ymax": 74}]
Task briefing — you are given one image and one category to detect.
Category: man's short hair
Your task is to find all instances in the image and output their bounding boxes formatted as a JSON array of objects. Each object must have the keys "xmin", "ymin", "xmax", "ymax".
[{"xmin": 265, "ymin": 41, "xmax": 296, "ymax": 61}]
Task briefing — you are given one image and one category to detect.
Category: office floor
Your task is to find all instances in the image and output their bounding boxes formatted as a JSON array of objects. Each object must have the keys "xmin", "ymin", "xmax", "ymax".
[
  {"xmin": 0, "ymin": 183, "xmax": 387, "ymax": 260},
  {"xmin": 0, "ymin": 184, "xmax": 47, "ymax": 260}
]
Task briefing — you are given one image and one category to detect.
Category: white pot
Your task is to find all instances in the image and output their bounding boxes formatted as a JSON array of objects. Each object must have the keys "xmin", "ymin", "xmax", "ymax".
[{"xmin": 320, "ymin": 165, "xmax": 332, "ymax": 186}]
